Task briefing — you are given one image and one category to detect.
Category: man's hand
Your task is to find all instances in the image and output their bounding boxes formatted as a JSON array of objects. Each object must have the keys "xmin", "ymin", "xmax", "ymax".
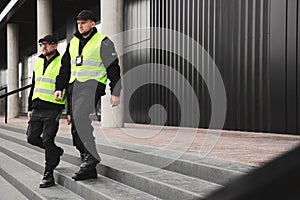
[
  {"xmin": 27, "ymin": 111, "xmax": 32, "ymax": 120},
  {"xmin": 54, "ymin": 90, "xmax": 62, "ymax": 101},
  {"xmin": 66, "ymin": 114, "xmax": 71, "ymax": 125},
  {"xmin": 110, "ymin": 95, "xmax": 120, "ymax": 107}
]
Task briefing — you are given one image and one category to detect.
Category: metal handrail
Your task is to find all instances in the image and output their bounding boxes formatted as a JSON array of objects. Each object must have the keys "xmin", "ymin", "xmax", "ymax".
[
  {"xmin": 0, "ymin": 84, "xmax": 31, "ymax": 99},
  {"xmin": 0, "ymin": 84, "xmax": 32, "ymax": 123},
  {"xmin": 0, "ymin": 86, "xmax": 8, "ymax": 123}
]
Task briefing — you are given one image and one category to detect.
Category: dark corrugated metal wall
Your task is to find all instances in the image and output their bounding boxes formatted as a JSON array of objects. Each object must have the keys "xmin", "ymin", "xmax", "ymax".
[
  {"xmin": 124, "ymin": 0, "xmax": 300, "ymax": 134},
  {"xmin": 124, "ymin": 0, "xmax": 151, "ymax": 124},
  {"xmin": 269, "ymin": 0, "xmax": 300, "ymax": 134}
]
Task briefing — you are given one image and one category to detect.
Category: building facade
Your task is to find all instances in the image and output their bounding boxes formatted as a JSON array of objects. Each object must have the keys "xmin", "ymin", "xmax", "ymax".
[{"xmin": 0, "ymin": 0, "xmax": 299, "ymax": 134}]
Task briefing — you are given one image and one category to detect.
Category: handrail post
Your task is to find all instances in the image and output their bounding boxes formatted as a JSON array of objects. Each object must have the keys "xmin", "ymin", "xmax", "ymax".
[{"xmin": 5, "ymin": 87, "xmax": 7, "ymax": 123}]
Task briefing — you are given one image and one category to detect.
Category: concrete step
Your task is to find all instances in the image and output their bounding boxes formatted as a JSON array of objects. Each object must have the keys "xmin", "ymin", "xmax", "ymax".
[
  {"xmin": 0, "ymin": 123, "xmax": 254, "ymax": 199},
  {"xmin": 0, "ymin": 137, "xmax": 160, "ymax": 200},
  {"xmin": 93, "ymin": 139, "xmax": 252, "ymax": 185},
  {"xmin": 60, "ymin": 142, "xmax": 221, "ymax": 200},
  {"xmin": 0, "ymin": 151, "xmax": 84, "ymax": 200},
  {"xmin": 0, "ymin": 123, "xmax": 253, "ymax": 185},
  {"xmin": 0, "ymin": 176, "xmax": 28, "ymax": 200},
  {"xmin": 0, "ymin": 127, "xmax": 220, "ymax": 199}
]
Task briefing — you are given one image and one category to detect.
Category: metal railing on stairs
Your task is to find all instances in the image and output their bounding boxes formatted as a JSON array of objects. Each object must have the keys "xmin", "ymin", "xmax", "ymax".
[{"xmin": 0, "ymin": 84, "xmax": 32, "ymax": 123}]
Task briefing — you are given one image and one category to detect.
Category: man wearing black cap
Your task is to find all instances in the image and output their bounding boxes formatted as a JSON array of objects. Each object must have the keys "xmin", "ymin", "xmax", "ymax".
[
  {"xmin": 54, "ymin": 10, "xmax": 121, "ymax": 180},
  {"xmin": 27, "ymin": 35, "xmax": 66, "ymax": 188}
]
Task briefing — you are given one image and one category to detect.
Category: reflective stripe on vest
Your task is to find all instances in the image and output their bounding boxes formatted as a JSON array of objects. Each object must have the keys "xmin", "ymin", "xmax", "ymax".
[
  {"xmin": 32, "ymin": 56, "xmax": 66, "ymax": 104},
  {"xmin": 70, "ymin": 60, "xmax": 104, "ymax": 67},
  {"xmin": 34, "ymin": 88, "xmax": 67, "ymax": 99},
  {"xmin": 35, "ymin": 77, "xmax": 56, "ymax": 84},
  {"xmin": 70, "ymin": 71, "xmax": 107, "ymax": 77},
  {"xmin": 69, "ymin": 32, "xmax": 108, "ymax": 84}
]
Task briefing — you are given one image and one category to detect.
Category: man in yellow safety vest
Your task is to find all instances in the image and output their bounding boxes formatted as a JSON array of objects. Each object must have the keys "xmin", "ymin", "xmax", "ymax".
[
  {"xmin": 54, "ymin": 10, "xmax": 121, "ymax": 181},
  {"xmin": 27, "ymin": 35, "xmax": 66, "ymax": 188}
]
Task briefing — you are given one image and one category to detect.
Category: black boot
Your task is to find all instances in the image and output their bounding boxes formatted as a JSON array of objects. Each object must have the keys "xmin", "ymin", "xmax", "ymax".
[
  {"xmin": 71, "ymin": 168, "xmax": 97, "ymax": 181},
  {"xmin": 80, "ymin": 153, "xmax": 100, "ymax": 170},
  {"xmin": 80, "ymin": 153, "xmax": 85, "ymax": 162},
  {"xmin": 39, "ymin": 171, "xmax": 55, "ymax": 188}
]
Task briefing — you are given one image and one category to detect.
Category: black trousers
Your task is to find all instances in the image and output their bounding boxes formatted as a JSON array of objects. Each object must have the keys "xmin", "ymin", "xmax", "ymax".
[
  {"xmin": 70, "ymin": 118, "xmax": 85, "ymax": 155},
  {"xmin": 70, "ymin": 80, "xmax": 101, "ymax": 162},
  {"xmin": 27, "ymin": 109, "xmax": 62, "ymax": 172}
]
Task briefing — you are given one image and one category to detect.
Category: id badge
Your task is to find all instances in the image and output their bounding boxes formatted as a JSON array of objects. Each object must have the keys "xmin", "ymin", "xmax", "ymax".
[{"xmin": 76, "ymin": 55, "xmax": 83, "ymax": 66}]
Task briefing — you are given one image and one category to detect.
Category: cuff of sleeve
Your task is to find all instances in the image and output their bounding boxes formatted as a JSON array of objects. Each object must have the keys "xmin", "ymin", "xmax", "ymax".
[
  {"xmin": 55, "ymin": 87, "xmax": 63, "ymax": 92},
  {"xmin": 111, "ymin": 88, "xmax": 121, "ymax": 96}
]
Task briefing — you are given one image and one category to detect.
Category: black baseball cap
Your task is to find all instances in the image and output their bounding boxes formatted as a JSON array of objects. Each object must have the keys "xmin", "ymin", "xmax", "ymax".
[
  {"xmin": 38, "ymin": 35, "xmax": 58, "ymax": 44},
  {"xmin": 75, "ymin": 10, "xmax": 96, "ymax": 22}
]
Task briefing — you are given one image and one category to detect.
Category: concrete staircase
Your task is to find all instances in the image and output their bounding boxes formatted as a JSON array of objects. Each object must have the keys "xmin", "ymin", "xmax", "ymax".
[{"xmin": 0, "ymin": 124, "xmax": 254, "ymax": 200}]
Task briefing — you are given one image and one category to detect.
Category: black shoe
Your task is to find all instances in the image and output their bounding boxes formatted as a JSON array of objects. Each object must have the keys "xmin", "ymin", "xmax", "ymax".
[
  {"xmin": 80, "ymin": 154, "xmax": 100, "ymax": 170},
  {"xmin": 39, "ymin": 171, "xmax": 55, "ymax": 188},
  {"xmin": 80, "ymin": 153, "xmax": 85, "ymax": 162},
  {"xmin": 53, "ymin": 147, "xmax": 64, "ymax": 169},
  {"xmin": 71, "ymin": 168, "xmax": 97, "ymax": 181},
  {"xmin": 58, "ymin": 147, "xmax": 64, "ymax": 156}
]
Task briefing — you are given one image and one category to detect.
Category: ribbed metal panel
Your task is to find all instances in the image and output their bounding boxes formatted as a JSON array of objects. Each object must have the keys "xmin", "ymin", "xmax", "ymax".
[
  {"xmin": 124, "ymin": 0, "xmax": 300, "ymax": 134},
  {"xmin": 298, "ymin": 0, "xmax": 300, "ymax": 134},
  {"xmin": 124, "ymin": 0, "xmax": 151, "ymax": 124},
  {"xmin": 269, "ymin": 0, "xmax": 300, "ymax": 134},
  {"xmin": 148, "ymin": 0, "xmax": 271, "ymax": 131}
]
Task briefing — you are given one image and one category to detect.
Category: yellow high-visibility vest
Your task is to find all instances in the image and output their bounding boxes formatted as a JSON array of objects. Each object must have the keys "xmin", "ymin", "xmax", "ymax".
[
  {"xmin": 69, "ymin": 32, "xmax": 107, "ymax": 84},
  {"xmin": 32, "ymin": 56, "xmax": 66, "ymax": 104}
]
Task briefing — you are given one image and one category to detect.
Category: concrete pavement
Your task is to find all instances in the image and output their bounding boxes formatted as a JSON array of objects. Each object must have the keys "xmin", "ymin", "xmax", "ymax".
[{"xmin": 1, "ymin": 116, "xmax": 300, "ymax": 166}]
